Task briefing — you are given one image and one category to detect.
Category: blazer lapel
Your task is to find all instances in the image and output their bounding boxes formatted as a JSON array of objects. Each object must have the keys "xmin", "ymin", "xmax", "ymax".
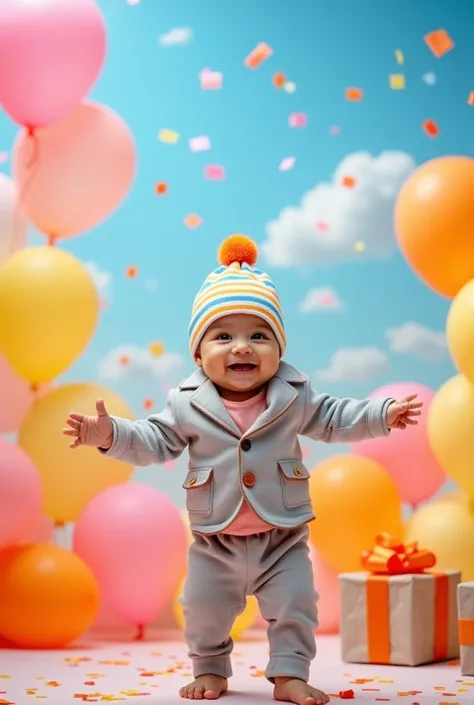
[
  {"xmin": 189, "ymin": 378, "xmax": 242, "ymax": 438},
  {"xmin": 244, "ymin": 373, "xmax": 298, "ymax": 437}
]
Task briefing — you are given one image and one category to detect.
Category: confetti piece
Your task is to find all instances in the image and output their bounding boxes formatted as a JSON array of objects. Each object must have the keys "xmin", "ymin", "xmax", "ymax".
[
  {"xmin": 329, "ymin": 125, "xmax": 341, "ymax": 135},
  {"xmin": 158, "ymin": 129, "xmax": 179, "ymax": 144},
  {"xmin": 424, "ymin": 29, "xmax": 454, "ymax": 57},
  {"xmin": 143, "ymin": 399, "xmax": 154, "ymax": 410},
  {"xmin": 184, "ymin": 213, "xmax": 202, "ymax": 229},
  {"xmin": 0, "ymin": 152, "xmax": 8, "ymax": 164},
  {"xmin": 0, "ymin": 701, "xmax": 14, "ymax": 705},
  {"xmin": 155, "ymin": 182, "xmax": 168, "ymax": 195},
  {"xmin": 395, "ymin": 49, "xmax": 404, "ymax": 64},
  {"xmin": 289, "ymin": 112, "xmax": 307, "ymax": 128},
  {"xmin": 244, "ymin": 42, "xmax": 273, "ymax": 69},
  {"xmin": 204, "ymin": 164, "xmax": 225, "ymax": 181},
  {"xmin": 189, "ymin": 136, "xmax": 211, "ymax": 152},
  {"xmin": 272, "ymin": 72, "xmax": 286, "ymax": 88},
  {"xmin": 149, "ymin": 341, "xmax": 164, "ymax": 357},
  {"xmin": 390, "ymin": 74, "xmax": 405, "ymax": 90},
  {"xmin": 468, "ymin": 92, "xmax": 474, "ymax": 105},
  {"xmin": 84, "ymin": 682, "xmax": 95, "ymax": 686},
  {"xmin": 345, "ymin": 87, "xmax": 363, "ymax": 101},
  {"xmin": 283, "ymin": 81, "xmax": 296, "ymax": 93},
  {"xmin": 46, "ymin": 682, "xmax": 60, "ymax": 687},
  {"xmin": 376, "ymin": 679, "xmax": 394, "ymax": 684},
  {"xmin": 339, "ymin": 690, "xmax": 355, "ymax": 699},
  {"xmin": 199, "ymin": 68, "xmax": 223, "ymax": 90},
  {"xmin": 279, "ymin": 157, "xmax": 295, "ymax": 171},
  {"xmin": 422, "ymin": 71, "xmax": 437, "ymax": 86},
  {"xmin": 422, "ymin": 118, "xmax": 439, "ymax": 137},
  {"xmin": 126, "ymin": 266, "xmax": 138, "ymax": 278},
  {"xmin": 119, "ymin": 355, "xmax": 130, "ymax": 366},
  {"xmin": 341, "ymin": 175, "xmax": 356, "ymax": 188}
]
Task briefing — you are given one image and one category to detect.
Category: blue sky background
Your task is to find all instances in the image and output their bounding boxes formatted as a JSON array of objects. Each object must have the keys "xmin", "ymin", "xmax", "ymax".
[{"xmin": 1, "ymin": 0, "xmax": 471, "ymax": 506}]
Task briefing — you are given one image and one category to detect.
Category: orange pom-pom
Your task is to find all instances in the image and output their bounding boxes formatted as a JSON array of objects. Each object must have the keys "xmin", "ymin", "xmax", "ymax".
[{"xmin": 218, "ymin": 234, "xmax": 258, "ymax": 267}]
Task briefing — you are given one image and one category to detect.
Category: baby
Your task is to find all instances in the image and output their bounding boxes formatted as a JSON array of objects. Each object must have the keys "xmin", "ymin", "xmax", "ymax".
[{"xmin": 64, "ymin": 235, "xmax": 422, "ymax": 705}]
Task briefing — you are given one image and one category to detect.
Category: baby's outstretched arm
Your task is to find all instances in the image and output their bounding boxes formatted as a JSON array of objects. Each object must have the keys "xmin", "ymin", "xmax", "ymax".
[{"xmin": 63, "ymin": 389, "xmax": 188, "ymax": 466}]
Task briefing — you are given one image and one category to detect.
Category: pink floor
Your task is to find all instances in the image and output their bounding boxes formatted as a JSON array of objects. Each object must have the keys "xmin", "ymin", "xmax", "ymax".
[{"xmin": 0, "ymin": 632, "xmax": 472, "ymax": 704}]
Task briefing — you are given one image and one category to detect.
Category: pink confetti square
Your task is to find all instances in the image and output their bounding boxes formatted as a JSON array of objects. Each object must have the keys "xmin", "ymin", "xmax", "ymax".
[
  {"xmin": 316, "ymin": 220, "xmax": 329, "ymax": 232},
  {"xmin": 329, "ymin": 125, "xmax": 341, "ymax": 135},
  {"xmin": 0, "ymin": 152, "xmax": 8, "ymax": 164},
  {"xmin": 189, "ymin": 135, "xmax": 211, "ymax": 152},
  {"xmin": 199, "ymin": 68, "xmax": 223, "ymax": 90},
  {"xmin": 279, "ymin": 157, "xmax": 295, "ymax": 171},
  {"xmin": 289, "ymin": 112, "xmax": 307, "ymax": 128},
  {"xmin": 204, "ymin": 164, "xmax": 225, "ymax": 181}
]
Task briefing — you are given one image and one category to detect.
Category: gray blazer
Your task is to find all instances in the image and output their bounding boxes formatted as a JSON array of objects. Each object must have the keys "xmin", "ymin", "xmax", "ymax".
[{"xmin": 103, "ymin": 361, "xmax": 393, "ymax": 534}]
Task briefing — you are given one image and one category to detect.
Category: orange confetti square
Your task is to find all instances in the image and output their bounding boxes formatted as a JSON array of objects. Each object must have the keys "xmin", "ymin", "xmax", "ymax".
[
  {"xmin": 272, "ymin": 72, "xmax": 286, "ymax": 88},
  {"xmin": 126, "ymin": 266, "xmax": 138, "ymax": 278},
  {"xmin": 422, "ymin": 118, "xmax": 439, "ymax": 137},
  {"xmin": 155, "ymin": 182, "xmax": 168, "ymax": 195},
  {"xmin": 345, "ymin": 87, "xmax": 363, "ymax": 101},
  {"xmin": 119, "ymin": 355, "xmax": 130, "ymax": 366},
  {"xmin": 184, "ymin": 213, "xmax": 202, "ymax": 229},
  {"xmin": 244, "ymin": 42, "xmax": 273, "ymax": 69},
  {"xmin": 143, "ymin": 398, "xmax": 154, "ymax": 410},
  {"xmin": 423, "ymin": 29, "xmax": 454, "ymax": 58},
  {"xmin": 342, "ymin": 176, "xmax": 357, "ymax": 188},
  {"xmin": 468, "ymin": 92, "xmax": 474, "ymax": 105}
]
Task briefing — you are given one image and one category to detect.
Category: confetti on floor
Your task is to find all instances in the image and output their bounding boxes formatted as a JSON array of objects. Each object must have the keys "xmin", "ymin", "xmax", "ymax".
[{"xmin": 0, "ymin": 634, "xmax": 472, "ymax": 704}]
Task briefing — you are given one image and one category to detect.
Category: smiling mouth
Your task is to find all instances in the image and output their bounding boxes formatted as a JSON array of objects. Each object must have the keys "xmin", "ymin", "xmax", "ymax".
[{"xmin": 228, "ymin": 363, "xmax": 257, "ymax": 372}]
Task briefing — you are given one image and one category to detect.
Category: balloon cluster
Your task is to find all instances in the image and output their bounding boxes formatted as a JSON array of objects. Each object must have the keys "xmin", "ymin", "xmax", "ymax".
[
  {"xmin": 306, "ymin": 156, "xmax": 474, "ymax": 584},
  {"xmin": 0, "ymin": 0, "xmax": 187, "ymax": 649}
]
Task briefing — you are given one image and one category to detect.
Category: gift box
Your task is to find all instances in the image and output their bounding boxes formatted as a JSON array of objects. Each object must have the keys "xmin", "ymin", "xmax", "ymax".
[
  {"xmin": 458, "ymin": 581, "xmax": 474, "ymax": 675},
  {"xmin": 339, "ymin": 534, "xmax": 461, "ymax": 666}
]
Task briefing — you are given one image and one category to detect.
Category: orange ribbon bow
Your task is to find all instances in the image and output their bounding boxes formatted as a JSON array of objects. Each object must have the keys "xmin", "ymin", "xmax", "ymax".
[{"xmin": 361, "ymin": 532, "xmax": 437, "ymax": 575}]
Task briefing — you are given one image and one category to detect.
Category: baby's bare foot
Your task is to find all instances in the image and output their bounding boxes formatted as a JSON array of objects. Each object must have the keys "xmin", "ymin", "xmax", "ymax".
[
  {"xmin": 179, "ymin": 674, "xmax": 228, "ymax": 700},
  {"xmin": 273, "ymin": 676, "xmax": 330, "ymax": 705}
]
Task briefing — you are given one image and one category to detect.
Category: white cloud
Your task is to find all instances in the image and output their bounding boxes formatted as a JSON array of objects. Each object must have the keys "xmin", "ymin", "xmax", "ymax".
[
  {"xmin": 158, "ymin": 27, "xmax": 193, "ymax": 46},
  {"xmin": 315, "ymin": 347, "xmax": 389, "ymax": 383},
  {"xmin": 386, "ymin": 322, "xmax": 447, "ymax": 361},
  {"xmin": 84, "ymin": 262, "xmax": 112, "ymax": 299},
  {"xmin": 262, "ymin": 151, "xmax": 416, "ymax": 267},
  {"xmin": 98, "ymin": 345, "xmax": 185, "ymax": 382},
  {"xmin": 299, "ymin": 287, "xmax": 344, "ymax": 313}
]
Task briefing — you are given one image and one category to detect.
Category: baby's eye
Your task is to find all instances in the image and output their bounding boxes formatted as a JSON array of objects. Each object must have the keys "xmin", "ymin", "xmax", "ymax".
[
  {"xmin": 216, "ymin": 333, "xmax": 231, "ymax": 341},
  {"xmin": 252, "ymin": 332, "xmax": 268, "ymax": 340}
]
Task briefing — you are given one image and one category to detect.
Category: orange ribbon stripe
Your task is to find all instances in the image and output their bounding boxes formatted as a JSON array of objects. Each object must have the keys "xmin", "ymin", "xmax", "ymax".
[
  {"xmin": 459, "ymin": 618, "xmax": 474, "ymax": 646},
  {"xmin": 432, "ymin": 572, "xmax": 449, "ymax": 661}
]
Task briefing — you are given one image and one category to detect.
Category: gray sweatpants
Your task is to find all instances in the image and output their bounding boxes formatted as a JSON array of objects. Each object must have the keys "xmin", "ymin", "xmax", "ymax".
[{"xmin": 180, "ymin": 524, "xmax": 319, "ymax": 683}]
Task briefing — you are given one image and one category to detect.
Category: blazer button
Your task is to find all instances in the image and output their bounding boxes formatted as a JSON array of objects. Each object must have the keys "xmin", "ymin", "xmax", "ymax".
[
  {"xmin": 243, "ymin": 472, "xmax": 256, "ymax": 488},
  {"xmin": 241, "ymin": 439, "xmax": 252, "ymax": 451}
]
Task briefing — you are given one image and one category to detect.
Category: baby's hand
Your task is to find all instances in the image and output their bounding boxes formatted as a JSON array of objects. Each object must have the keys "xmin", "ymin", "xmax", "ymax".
[
  {"xmin": 62, "ymin": 398, "xmax": 114, "ymax": 449},
  {"xmin": 387, "ymin": 394, "xmax": 423, "ymax": 430}
]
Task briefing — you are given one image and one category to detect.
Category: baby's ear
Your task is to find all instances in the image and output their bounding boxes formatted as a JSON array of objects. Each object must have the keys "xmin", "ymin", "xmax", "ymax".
[{"xmin": 194, "ymin": 349, "xmax": 203, "ymax": 367}]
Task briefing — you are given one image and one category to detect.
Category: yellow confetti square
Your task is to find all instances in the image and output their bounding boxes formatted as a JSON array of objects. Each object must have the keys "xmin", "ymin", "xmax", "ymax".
[
  {"xmin": 355, "ymin": 241, "xmax": 366, "ymax": 252},
  {"xmin": 158, "ymin": 129, "xmax": 179, "ymax": 144},
  {"xmin": 390, "ymin": 74, "xmax": 405, "ymax": 90},
  {"xmin": 395, "ymin": 49, "xmax": 404, "ymax": 64}
]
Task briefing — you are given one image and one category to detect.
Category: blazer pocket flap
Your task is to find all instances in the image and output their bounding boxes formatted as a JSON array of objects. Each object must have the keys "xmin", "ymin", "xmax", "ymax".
[
  {"xmin": 182, "ymin": 467, "xmax": 213, "ymax": 489},
  {"xmin": 278, "ymin": 460, "xmax": 310, "ymax": 480}
]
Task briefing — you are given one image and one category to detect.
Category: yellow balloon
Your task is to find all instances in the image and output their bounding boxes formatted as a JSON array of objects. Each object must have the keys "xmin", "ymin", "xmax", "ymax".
[
  {"xmin": 428, "ymin": 375, "xmax": 474, "ymax": 496},
  {"xmin": 18, "ymin": 383, "xmax": 134, "ymax": 523},
  {"xmin": 438, "ymin": 489, "xmax": 473, "ymax": 509},
  {"xmin": 447, "ymin": 279, "xmax": 474, "ymax": 384},
  {"xmin": 173, "ymin": 578, "xmax": 259, "ymax": 640},
  {"xmin": 308, "ymin": 454, "xmax": 403, "ymax": 572},
  {"xmin": 0, "ymin": 247, "xmax": 98, "ymax": 384},
  {"xmin": 405, "ymin": 500, "xmax": 474, "ymax": 581}
]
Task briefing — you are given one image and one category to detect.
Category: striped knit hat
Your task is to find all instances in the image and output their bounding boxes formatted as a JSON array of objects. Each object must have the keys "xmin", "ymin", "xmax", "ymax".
[{"xmin": 189, "ymin": 235, "xmax": 286, "ymax": 357}]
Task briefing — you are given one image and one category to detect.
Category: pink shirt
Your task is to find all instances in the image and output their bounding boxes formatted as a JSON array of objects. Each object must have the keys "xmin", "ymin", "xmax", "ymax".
[{"xmin": 220, "ymin": 389, "xmax": 274, "ymax": 536}]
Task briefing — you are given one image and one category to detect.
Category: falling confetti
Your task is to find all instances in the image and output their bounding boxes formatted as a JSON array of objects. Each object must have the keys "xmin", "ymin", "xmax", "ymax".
[
  {"xmin": 345, "ymin": 87, "xmax": 363, "ymax": 101},
  {"xmin": 244, "ymin": 42, "xmax": 273, "ymax": 69},
  {"xmin": 423, "ymin": 71, "xmax": 437, "ymax": 85},
  {"xmin": 424, "ymin": 29, "xmax": 454, "ymax": 57},
  {"xmin": 126, "ymin": 266, "xmax": 138, "ymax": 278},
  {"xmin": 149, "ymin": 341, "xmax": 164, "ymax": 357},
  {"xmin": 143, "ymin": 399, "xmax": 154, "ymax": 410},
  {"xmin": 199, "ymin": 68, "xmax": 223, "ymax": 90},
  {"xmin": 468, "ymin": 92, "xmax": 474, "ymax": 105},
  {"xmin": 189, "ymin": 136, "xmax": 211, "ymax": 152},
  {"xmin": 422, "ymin": 118, "xmax": 440, "ymax": 137},
  {"xmin": 119, "ymin": 355, "xmax": 130, "ymax": 366},
  {"xmin": 329, "ymin": 125, "xmax": 341, "ymax": 135},
  {"xmin": 272, "ymin": 72, "xmax": 286, "ymax": 88},
  {"xmin": 278, "ymin": 157, "xmax": 295, "ymax": 171},
  {"xmin": 395, "ymin": 49, "xmax": 404, "ymax": 64},
  {"xmin": 390, "ymin": 74, "xmax": 405, "ymax": 90},
  {"xmin": 155, "ymin": 182, "xmax": 168, "ymax": 195},
  {"xmin": 184, "ymin": 213, "xmax": 203, "ymax": 229},
  {"xmin": 316, "ymin": 220, "xmax": 329, "ymax": 232},
  {"xmin": 341, "ymin": 176, "xmax": 356, "ymax": 188},
  {"xmin": 204, "ymin": 164, "xmax": 225, "ymax": 181},
  {"xmin": 355, "ymin": 241, "xmax": 365, "ymax": 252},
  {"xmin": 289, "ymin": 113, "xmax": 307, "ymax": 127},
  {"xmin": 158, "ymin": 129, "xmax": 179, "ymax": 144},
  {"xmin": 283, "ymin": 81, "xmax": 296, "ymax": 93}
]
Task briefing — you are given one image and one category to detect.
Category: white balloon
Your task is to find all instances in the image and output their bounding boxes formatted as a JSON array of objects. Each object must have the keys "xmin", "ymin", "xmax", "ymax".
[{"xmin": 0, "ymin": 174, "xmax": 27, "ymax": 263}]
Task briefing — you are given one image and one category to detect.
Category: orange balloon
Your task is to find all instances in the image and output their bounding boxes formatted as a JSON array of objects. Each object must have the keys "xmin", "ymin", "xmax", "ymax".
[
  {"xmin": 0, "ymin": 543, "xmax": 99, "ymax": 648},
  {"xmin": 308, "ymin": 454, "xmax": 403, "ymax": 572},
  {"xmin": 394, "ymin": 156, "xmax": 474, "ymax": 298}
]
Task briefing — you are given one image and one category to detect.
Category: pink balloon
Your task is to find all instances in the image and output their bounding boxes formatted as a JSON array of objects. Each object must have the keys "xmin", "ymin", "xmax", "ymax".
[
  {"xmin": 0, "ymin": 354, "xmax": 50, "ymax": 435},
  {"xmin": 22, "ymin": 514, "xmax": 55, "ymax": 544},
  {"xmin": 73, "ymin": 483, "xmax": 188, "ymax": 628},
  {"xmin": 310, "ymin": 545, "xmax": 340, "ymax": 634},
  {"xmin": 13, "ymin": 101, "xmax": 136, "ymax": 239},
  {"xmin": 351, "ymin": 382, "xmax": 445, "ymax": 506},
  {"xmin": 0, "ymin": 0, "xmax": 106, "ymax": 128},
  {"xmin": 0, "ymin": 439, "xmax": 43, "ymax": 550}
]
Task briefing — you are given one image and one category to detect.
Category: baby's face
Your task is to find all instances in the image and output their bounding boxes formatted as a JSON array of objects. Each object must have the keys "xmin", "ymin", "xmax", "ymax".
[{"xmin": 195, "ymin": 314, "xmax": 281, "ymax": 400}]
